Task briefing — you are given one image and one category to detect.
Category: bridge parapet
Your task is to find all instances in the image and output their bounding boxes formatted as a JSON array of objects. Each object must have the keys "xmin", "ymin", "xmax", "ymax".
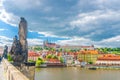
[{"xmin": 2, "ymin": 59, "xmax": 29, "ymax": 80}]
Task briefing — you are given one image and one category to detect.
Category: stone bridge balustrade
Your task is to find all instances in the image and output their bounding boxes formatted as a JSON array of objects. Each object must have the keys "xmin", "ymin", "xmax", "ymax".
[{"xmin": 2, "ymin": 59, "xmax": 29, "ymax": 80}]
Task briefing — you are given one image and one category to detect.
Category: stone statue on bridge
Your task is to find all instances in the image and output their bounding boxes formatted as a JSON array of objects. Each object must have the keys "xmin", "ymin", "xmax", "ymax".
[
  {"xmin": 2, "ymin": 45, "xmax": 8, "ymax": 59},
  {"xmin": 10, "ymin": 17, "xmax": 28, "ymax": 65},
  {"xmin": 19, "ymin": 17, "xmax": 28, "ymax": 62},
  {"xmin": 10, "ymin": 35, "xmax": 23, "ymax": 63},
  {"xmin": 9, "ymin": 17, "xmax": 35, "ymax": 80}
]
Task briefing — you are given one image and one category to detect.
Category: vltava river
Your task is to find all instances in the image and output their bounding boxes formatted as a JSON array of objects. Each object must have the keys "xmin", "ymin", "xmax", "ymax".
[{"xmin": 35, "ymin": 67, "xmax": 120, "ymax": 80}]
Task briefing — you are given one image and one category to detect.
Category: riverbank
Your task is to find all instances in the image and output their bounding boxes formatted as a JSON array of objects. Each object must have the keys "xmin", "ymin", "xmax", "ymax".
[
  {"xmin": 35, "ymin": 63, "xmax": 120, "ymax": 70},
  {"xmin": 36, "ymin": 63, "xmax": 66, "ymax": 68},
  {"xmin": 87, "ymin": 66, "xmax": 120, "ymax": 70},
  {"xmin": 85, "ymin": 64, "xmax": 120, "ymax": 70}
]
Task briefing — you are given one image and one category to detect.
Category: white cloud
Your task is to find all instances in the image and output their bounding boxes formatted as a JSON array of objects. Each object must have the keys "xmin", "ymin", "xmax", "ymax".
[
  {"xmin": 42, "ymin": 16, "xmax": 59, "ymax": 21},
  {"xmin": 94, "ymin": 35, "xmax": 120, "ymax": 48},
  {"xmin": 101, "ymin": 36, "xmax": 120, "ymax": 43},
  {"xmin": 57, "ymin": 35, "xmax": 120, "ymax": 48},
  {"xmin": 0, "ymin": 0, "xmax": 120, "ymax": 47},
  {"xmin": 3, "ymin": 0, "xmax": 52, "ymax": 12},
  {"xmin": 38, "ymin": 32, "xmax": 58, "ymax": 37},
  {"xmin": 0, "ymin": 36, "xmax": 12, "ymax": 46},
  {"xmin": 38, "ymin": 31, "xmax": 70, "ymax": 39},
  {"xmin": 70, "ymin": 10, "xmax": 120, "ymax": 32},
  {"xmin": 57, "ymin": 37, "xmax": 93, "ymax": 46},
  {"xmin": 0, "ymin": 35, "xmax": 43, "ymax": 46},
  {"xmin": 0, "ymin": 35, "xmax": 44, "ymax": 46},
  {"xmin": 0, "ymin": 28, "xmax": 7, "ymax": 31},
  {"xmin": 1, "ymin": 34, "xmax": 120, "ymax": 48},
  {"xmin": 95, "ymin": 0, "xmax": 120, "ymax": 10},
  {"xmin": 42, "ymin": 6, "xmax": 52, "ymax": 12},
  {"xmin": 27, "ymin": 38, "xmax": 43, "ymax": 46},
  {"xmin": 4, "ymin": 0, "xmax": 42, "ymax": 10},
  {"xmin": 0, "ymin": 0, "xmax": 19, "ymax": 26}
]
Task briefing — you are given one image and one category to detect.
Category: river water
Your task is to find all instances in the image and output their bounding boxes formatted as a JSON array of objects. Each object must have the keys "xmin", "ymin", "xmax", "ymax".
[{"xmin": 35, "ymin": 67, "xmax": 120, "ymax": 80}]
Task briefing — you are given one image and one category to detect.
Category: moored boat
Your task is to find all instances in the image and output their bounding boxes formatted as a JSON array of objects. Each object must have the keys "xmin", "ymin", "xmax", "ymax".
[{"xmin": 89, "ymin": 67, "xmax": 97, "ymax": 70}]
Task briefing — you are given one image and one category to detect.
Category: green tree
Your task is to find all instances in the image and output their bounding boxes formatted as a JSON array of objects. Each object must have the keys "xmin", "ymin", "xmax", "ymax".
[
  {"xmin": 60, "ymin": 48, "xmax": 63, "ymax": 52},
  {"xmin": 36, "ymin": 57, "xmax": 44, "ymax": 66},
  {"xmin": 38, "ymin": 57, "xmax": 43, "ymax": 61},
  {"xmin": 52, "ymin": 55, "xmax": 58, "ymax": 59},
  {"xmin": 7, "ymin": 54, "xmax": 13, "ymax": 61},
  {"xmin": 59, "ymin": 57, "xmax": 64, "ymax": 63},
  {"xmin": 46, "ymin": 54, "xmax": 52, "ymax": 59},
  {"xmin": 34, "ymin": 46, "xmax": 43, "ymax": 51}
]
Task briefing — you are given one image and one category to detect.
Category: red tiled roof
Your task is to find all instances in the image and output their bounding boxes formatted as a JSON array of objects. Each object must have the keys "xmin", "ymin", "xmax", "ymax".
[
  {"xmin": 28, "ymin": 51, "xmax": 40, "ymax": 57},
  {"xmin": 47, "ymin": 59, "xmax": 60, "ymax": 63},
  {"xmin": 80, "ymin": 50, "xmax": 98, "ymax": 54},
  {"xmin": 81, "ymin": 46, "xmax": 93, "ymax": 48},
  {"xmin": 45, "ymin": 43, "xmax": 58, "ymax": 48},
  {"xmin": 98, "ymin": 54, "xmax": 120, "ymax": 61},
  {"xmin": 61, "ymin": 45, "xmax": 94, "ymax": 49}
]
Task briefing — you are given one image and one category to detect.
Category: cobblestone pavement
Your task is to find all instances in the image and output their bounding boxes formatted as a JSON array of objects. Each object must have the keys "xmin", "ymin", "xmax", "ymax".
[{"xmin": 0, "ymin": 62, "xmax": 6, "ymax": 80}]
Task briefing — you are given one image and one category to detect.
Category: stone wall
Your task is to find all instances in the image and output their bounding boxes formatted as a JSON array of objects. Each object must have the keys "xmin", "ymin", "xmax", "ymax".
[{"xmin": 2, "ymin": 59, "xmax": 29, "ymax": 80}]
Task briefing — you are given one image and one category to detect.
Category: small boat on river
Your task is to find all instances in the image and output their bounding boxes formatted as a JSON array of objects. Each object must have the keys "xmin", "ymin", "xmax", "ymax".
[{"xmin": 88, "ymin": 67, "xmax": 97, "ymax": 70}]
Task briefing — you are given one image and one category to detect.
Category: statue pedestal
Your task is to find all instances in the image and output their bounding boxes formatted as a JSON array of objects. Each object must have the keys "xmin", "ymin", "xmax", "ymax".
[{"xmin": 20, "ymin": 62, "xmax": 35, "ymax": 80}]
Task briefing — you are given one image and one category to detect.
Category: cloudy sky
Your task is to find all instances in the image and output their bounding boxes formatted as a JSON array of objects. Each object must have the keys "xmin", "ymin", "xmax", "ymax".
[{"xmin": 0, "ymin": 0, "xmax": 120, "ymax": 47}]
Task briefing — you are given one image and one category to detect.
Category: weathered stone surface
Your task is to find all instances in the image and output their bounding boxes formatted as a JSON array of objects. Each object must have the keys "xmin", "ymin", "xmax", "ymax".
[
  {"xmin": 19, "ymin": 17, "xmax": 28, "ymax": 62},
  {"xmin": 10, "ymin": 17, "xmax": 28, "ymax": 65},
  {"xmin": 8, "ymin": 17, "xmax": 35, "ymax": 80},
  {"xmin": 2, "ymin": 45, "xmax": 8, "ymax": 59},
  {"xmin": 2, "ymin": 59, "xmax": 29, "ymax": 80}
]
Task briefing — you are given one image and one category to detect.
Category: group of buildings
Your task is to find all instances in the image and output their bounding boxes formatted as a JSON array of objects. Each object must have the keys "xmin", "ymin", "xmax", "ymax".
[
  {"xmin": 0, "ymin": 40, "xmax": 120, "ymax": 67},
  {"xmin": 43, "ymin": 40, "xmax": 95, "ymax": 50},
  {"xmin": 28, "ymin": 41, "xmax": 120, "ymax": 66},
  {"xmin": 96, "ymin": 54, "xmax": 120, "ymax": 65},
  {"xmin": 28, "ymin": 40, "xmax": 97, "ymax": 66},
  {"xmin": 28, "ymin": 41, "xmax": 120, "ymax": 67}
]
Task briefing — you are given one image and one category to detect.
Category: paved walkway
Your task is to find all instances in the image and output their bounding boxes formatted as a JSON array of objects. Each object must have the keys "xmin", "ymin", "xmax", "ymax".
[{"xmin": 0, "ymin": 61, "xmax": 6, "ymax": 80}]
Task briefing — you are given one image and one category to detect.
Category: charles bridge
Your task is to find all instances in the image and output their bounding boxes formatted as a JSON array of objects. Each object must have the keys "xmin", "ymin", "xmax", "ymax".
[{"xmin": 0, "ymin": 17, "xmax": 35, "ymax": 80}]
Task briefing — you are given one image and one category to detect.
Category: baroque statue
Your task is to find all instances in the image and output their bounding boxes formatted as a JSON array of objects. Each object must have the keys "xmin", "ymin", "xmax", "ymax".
[
  {"xmin": 10, "ymin": 17, "xmax": 28, "ymax": 65},
  {"xmin": 2, "ymin": 45, "xmax": 8, "ymax": 59}
]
